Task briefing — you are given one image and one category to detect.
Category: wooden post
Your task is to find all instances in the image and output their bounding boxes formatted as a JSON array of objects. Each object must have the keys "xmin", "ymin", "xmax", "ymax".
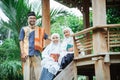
[
  {"xmin": 73, "ymin": 62, "xmax": 77, "ymax": 80},
  {"xmin": 92, "ymin": 0, "xmax": 108, "ymax": 54},
  {"xmin": 94, "ymin": 57, "xmax": 110, "ymax": 80},
  {"xmin": 92, "ymin": 0, "xmax": 106, "ymax": 26},
  {"xmin": 92, "ymin": 0, "xmax": 110, "ymax": 80},
  {"xmin": 42, "ymin": 0, "xmax": 50, "ymax": 45},
  {"xmin": 73, "ymin": 36, "xmax": 79, "ymax": 58},
  {"xmin": 80, "ymin": 0, "xmax": 91, "ymax": 54},
  {"xmin": 82, "ymin": 0, "xmax": 90, "ymax": 29}
]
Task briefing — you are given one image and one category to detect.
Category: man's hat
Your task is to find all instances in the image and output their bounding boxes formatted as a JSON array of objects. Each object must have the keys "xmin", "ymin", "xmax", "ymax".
[{"xmin": 28, "ymin": 11, "xmax": 36, "ymax": 17}]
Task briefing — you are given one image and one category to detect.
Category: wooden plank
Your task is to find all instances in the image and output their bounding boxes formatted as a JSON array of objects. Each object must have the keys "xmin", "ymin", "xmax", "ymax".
[
  {"xmin": 82, "ymin": 41, "xmax": 92, "ymax": 45},
  {"xmin": 110, "ymin": 45, "xmax": 120, "ymax": 47},
  {"xmin": 83, "ymin": 48, "xmax": 92, "ymax": 51},
  {"xmin": 77, "ymin": 43, "xmax": 92, "ymax": 48},
  {"xmin": 109, "ymin": 31, "xmax": 120, "ymax": 33},
  {"xmin": 76, "ymin": 59, "xmax": 95, "ymax": 66},
  {"xmin": 83, "ymin": 44, "xmax": 92, "ymax": 48},
  {"xmin": 74, "ymin": 52, "xmax": 120, "ymax": 60},
  {"xmin": 109, "ymin": 38, "xmax": 120, "ymax": 40},
  {"xmin": 54, "ymin": 61, "xmax": 75, "ymax": 80},
  {"xmin": 109, "ymin": 34, "xmax": 120, "ymax": 37},
  {"xmin": 109, "ymin": 42, "xmax": 120, "ymax": 44}
]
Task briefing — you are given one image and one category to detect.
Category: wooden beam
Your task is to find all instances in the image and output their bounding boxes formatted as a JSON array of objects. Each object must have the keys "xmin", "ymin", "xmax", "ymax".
[
  {"xmin": 72, "ymin": 24, "xmax": 120, "ymax": 37},
  {"xmin": 42, "ymin": 0, "xmax": 50, "ymax": 45}
]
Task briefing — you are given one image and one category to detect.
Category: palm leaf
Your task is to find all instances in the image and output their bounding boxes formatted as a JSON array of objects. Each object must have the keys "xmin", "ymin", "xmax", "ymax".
[{"xmin": 0, "ymin": 0, "xmax": 31, "ymax": 46}]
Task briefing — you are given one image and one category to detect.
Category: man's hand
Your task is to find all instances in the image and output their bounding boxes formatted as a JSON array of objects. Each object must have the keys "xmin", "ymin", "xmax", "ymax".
[{"xmin": 21, "ymin": 53, "xmax": 27, "ymax": 62}]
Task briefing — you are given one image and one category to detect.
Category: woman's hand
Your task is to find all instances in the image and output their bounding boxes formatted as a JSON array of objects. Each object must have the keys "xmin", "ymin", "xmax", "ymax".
[
  {"xmin": 50, "ymin": 53, "xmax": 60, "ymax": 62},
  {"xmin": 68, "ymin": 47, "xmax": 73, "ymax": 52}
]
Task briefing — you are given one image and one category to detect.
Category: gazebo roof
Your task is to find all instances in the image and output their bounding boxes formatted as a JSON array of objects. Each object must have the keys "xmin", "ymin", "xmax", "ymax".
[{"xmin": 54, "ymin": 0, "xmax": 120, "ymax": 8}]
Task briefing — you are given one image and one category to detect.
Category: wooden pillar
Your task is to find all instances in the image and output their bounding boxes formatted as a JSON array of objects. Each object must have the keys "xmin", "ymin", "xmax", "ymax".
[
  {"xmin": 92, "ymin": 0, "xmax": 110, "ymax": 80},
  {"xmin": 94, "ymin": 57, "xmax": 110, "ymax": 80},
  {"xmin": 82, "ymin": 0, "xmax": 91, "ymax": 54},
  {"xmin": 92, "ymin": 0, "xmax": 108, "ymax": 54},
  {"xmin": 92, "ymin": 0, "xmax": 106, "ymax": 26},
  {"xmin": 82, "ymin": 0, "xmax": 90, "ymax": 29},
  {"xmin": 42, "ymin": 0, "xmax": 50, "ymax": 45}
]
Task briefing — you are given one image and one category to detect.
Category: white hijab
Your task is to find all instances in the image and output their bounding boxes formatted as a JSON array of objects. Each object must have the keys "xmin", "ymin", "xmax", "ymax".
[
  {"xmin": 41, "ymin": 33, "xmax": 62, "ymax": 75},
  {"xmin": 42, "ymin": 33, "xmax": 61, "ymax": 58},
  {"xmin": 62, "ymin": 27, "xmax": 74, "ymax": 51}
]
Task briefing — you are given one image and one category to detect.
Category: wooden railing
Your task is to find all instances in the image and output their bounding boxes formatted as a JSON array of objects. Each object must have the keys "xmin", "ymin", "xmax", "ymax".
[{"xmin": 73, "ymin": 24, "xmax": 120, "ymax": 58}]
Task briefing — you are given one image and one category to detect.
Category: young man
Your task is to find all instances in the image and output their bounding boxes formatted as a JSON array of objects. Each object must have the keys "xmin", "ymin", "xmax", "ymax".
[{"xmin": 19, "ymin": 11, "xmax": 48, "ymax": 80}]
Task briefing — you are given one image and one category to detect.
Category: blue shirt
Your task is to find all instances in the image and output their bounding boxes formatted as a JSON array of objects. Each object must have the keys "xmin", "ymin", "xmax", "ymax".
[{"xmin": 19, "ymin": 27, "xmax": 48, "ymax": 56}]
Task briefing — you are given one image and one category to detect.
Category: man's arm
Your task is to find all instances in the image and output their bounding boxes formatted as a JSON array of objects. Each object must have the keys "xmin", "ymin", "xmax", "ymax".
[
  {"xmin": 19, "ymin": 28, "xmax": 26, "ymax": 62},
  {"xmin": 20, "ymin": 41, "xmax": 24, "ymax": 58},
  {"xmin": 19, "ymin": 41, "xmax": 26, "ymax": 62}
]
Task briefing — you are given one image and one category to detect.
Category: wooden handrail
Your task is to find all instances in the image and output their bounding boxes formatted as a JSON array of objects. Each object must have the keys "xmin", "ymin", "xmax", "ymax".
[{"xmin": 72, "ymin": 24, "xmax": 120, "ymax": 36}]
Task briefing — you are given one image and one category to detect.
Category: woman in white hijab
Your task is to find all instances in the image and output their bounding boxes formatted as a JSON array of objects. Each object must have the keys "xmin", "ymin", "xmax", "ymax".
[
  {"xmin": 60, "ymin": 27, "xmax": 74, "ymax": 69},
  {"xmin": 40, "ymin": 33, "xmax": 62, "ymax": 80}
]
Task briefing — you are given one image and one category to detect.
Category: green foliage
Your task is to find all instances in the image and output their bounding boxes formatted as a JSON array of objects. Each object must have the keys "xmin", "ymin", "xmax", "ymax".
[
  {"xmin": 89, "ymin": 10, "xmax": 93, "ymax": 27},
  {"xmin": 65, "ymin": 15, "xmax": 83, "ymax": 33},
  {"xmin": 0, "ymin": 61, "xmax": 22, "ymax": 80},
  {"xmin": 0, "ymin": 39, "xmax": 22, "ymax": 80},
  {"xmin": 0, "ymin": 26, "xmax": 8, "ymax": 40},
  {"xmin": 0, "ymin": 0, "xmax": 31, "ymax": 46},
  {"xmin": 0, "ymin": 39, "xmax": 20, "ymax": 63},
  {"xmin": 51, "ymin": 15, "xmax": 83, "ymax": 39},
  {"xmin": 107, "ymin": 8, "xmax": 120, "ymax": 24},
  {"xmin": 106, "ymin": 8, "xmax": 120, "ymax": 52}
]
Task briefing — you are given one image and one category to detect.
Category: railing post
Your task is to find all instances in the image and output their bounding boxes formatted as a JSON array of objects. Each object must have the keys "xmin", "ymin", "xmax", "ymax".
[
  {"xmin": 107, "ymin": 28, "xmax": 110, "ymax": 52},
  {"xmin": 73, "ymin": 36, "xmax": 79, "ymax": 58}
]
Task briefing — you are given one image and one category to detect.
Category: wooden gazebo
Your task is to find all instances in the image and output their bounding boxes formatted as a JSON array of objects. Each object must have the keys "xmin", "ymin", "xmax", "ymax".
[{"xmin": 41, "ymin": 0, "xmax": 120, "ymax": 80}]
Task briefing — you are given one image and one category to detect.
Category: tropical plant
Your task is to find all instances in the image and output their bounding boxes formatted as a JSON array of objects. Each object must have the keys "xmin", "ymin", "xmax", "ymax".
[
  {"xmin": 0, "ymin": 61, "xmax": 22, "ymax": 80},
  {"xmin": 0, "ymin": 0, "xmax": 31, "ymax": 79},
  {"xmin": 107, "ymin": 7, "xmax": 120, "ymax": 24},
  {"xmin": 0, "ymin": 0, "xmax": 31, "ymax": 46},
  {"xmin": 51, "ymin": 15, "xmax": 83, "ymax": 38},
  {"xmin": 0, "ymin": 39, "xmax": 21, "ymax": 80}
]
